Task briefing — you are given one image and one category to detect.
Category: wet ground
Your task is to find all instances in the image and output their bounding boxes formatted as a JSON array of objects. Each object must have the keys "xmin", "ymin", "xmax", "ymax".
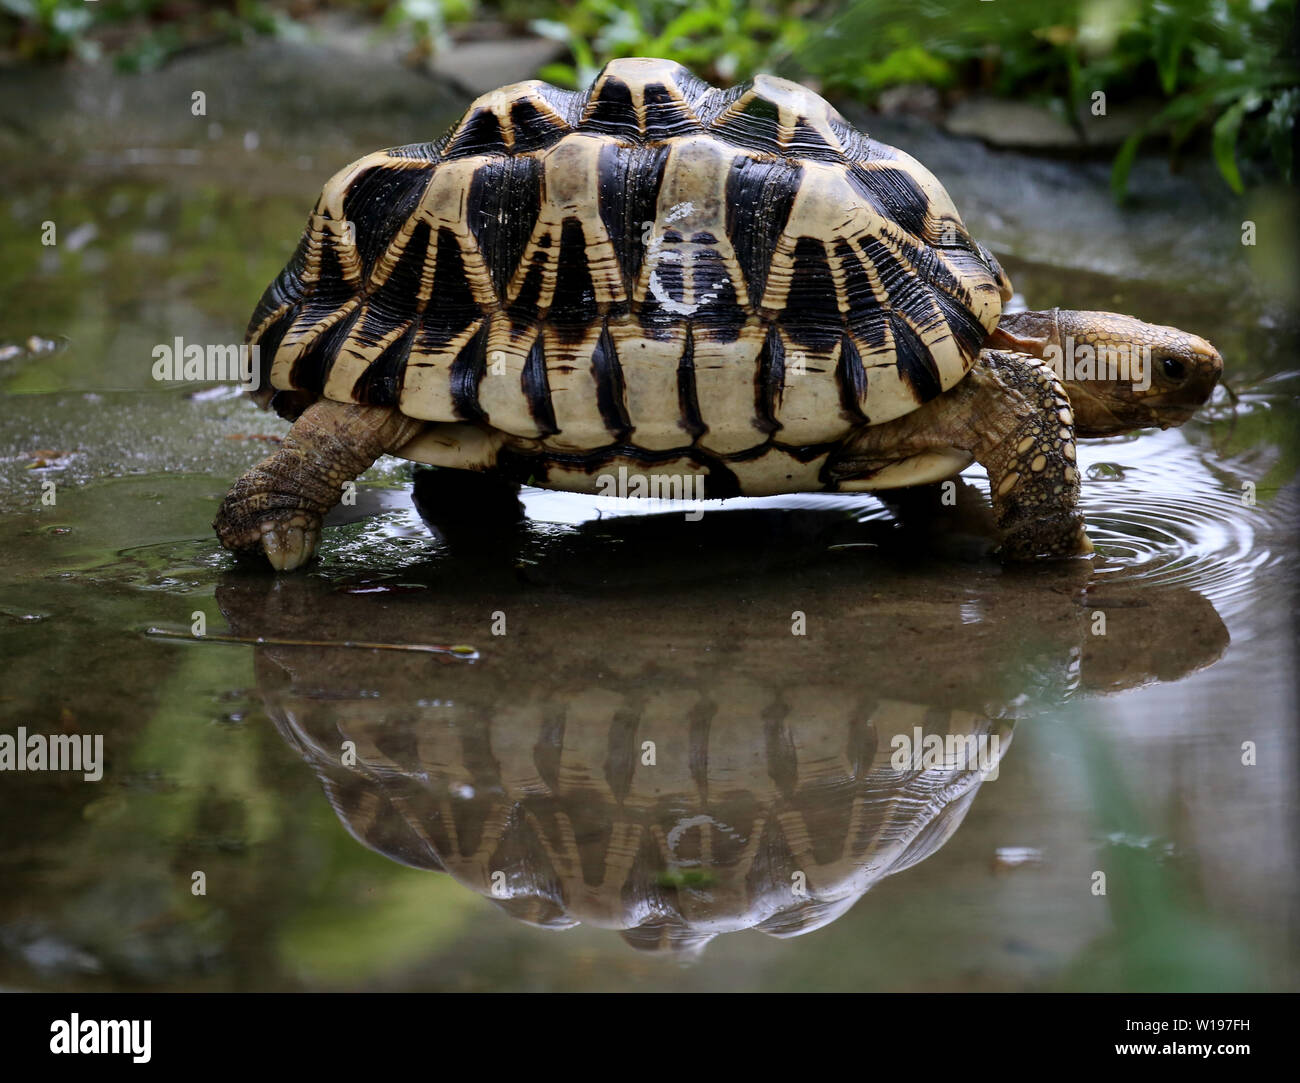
[{"xmin": 0, "ymin": 36, "xmax": 1297, "ymax": 991}]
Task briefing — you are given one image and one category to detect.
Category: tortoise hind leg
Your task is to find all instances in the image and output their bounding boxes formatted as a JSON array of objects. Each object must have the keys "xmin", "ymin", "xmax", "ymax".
[
  {"xmin": 214, "ymin": 400, "xmax": 422, "ymax": 571},
  {"xmin": 830, "ymin": 350, "xmax": 1092, "ymax": 560},
  {"xmin": 411, "ymin": 466, "xmax": 525, "ymax": 564}
]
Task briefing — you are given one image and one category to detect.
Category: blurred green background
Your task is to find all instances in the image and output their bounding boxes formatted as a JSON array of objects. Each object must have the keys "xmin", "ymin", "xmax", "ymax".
[{"xmin": 1, "ymin": 0, "xmax": 1295, "ymax": 197}]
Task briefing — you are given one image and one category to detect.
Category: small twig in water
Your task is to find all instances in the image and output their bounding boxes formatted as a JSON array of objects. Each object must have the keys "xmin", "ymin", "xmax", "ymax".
[{"xmin": 144, "ymin": 627, "xmax": 479, "ymax": 661}]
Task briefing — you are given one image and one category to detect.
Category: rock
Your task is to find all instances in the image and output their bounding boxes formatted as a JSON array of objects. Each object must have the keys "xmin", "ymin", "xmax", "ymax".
[
  {"xmin": 945, "ymin": 98, "xmax": 1080, "ymax": 149},
  {"xmin": 944, "ymin": 94, "xmax": 1165, "ymax": 150},
  {"xmin": 427, "ymin": 36, "xmax": 569, "ymax": 96},
  {"xmin": 875, "ymin": 83, "xmax": 944, "ymax": 121}
]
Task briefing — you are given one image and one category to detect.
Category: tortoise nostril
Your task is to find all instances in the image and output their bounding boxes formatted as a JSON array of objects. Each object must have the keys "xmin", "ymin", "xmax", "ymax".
[{"xmin": 1161, "ymin": 356, "xmax": 1187, "ymax": 382}]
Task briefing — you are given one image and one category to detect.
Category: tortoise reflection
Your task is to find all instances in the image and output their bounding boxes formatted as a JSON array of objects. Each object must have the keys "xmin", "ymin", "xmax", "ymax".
[{"xmin": 217, "ymin": 498, "xmax": 1228, "ymax": 955}]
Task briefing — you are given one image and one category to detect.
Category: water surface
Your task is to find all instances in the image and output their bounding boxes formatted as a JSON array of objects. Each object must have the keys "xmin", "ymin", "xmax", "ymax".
[{"xmin": 1, "ymin": 41, "xmax": 1296, "ymax": 991}]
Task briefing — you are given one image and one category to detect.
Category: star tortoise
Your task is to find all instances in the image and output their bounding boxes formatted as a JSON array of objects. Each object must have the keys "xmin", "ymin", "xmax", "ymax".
[{"xmin": 214, "ymin": 57, "xmax": 1223, "ymax": 570}]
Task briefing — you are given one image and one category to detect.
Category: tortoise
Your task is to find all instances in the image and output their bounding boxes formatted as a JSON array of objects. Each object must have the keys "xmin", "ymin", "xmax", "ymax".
[{"xmin": 214, "ymin": 57, "xmax": 1224, "ymax": 571}]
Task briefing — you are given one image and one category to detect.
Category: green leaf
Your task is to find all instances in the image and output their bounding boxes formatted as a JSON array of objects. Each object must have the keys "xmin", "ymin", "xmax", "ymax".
[
  {"xmin": 1110, "ymin": 130, "xmax": 1143, "ymax": 202},
  {"xmin": 650, "ymin": 6, "xmax": 725, "ymax": 54},
  {"xmin": 537, "ymin": 62, "xmax": 578, "ymax": 88},
  {"xmin": 1152, "ymin": 20, "xmax": 1192, "ymax": 96},
  {"xmin": 1264, "ymin": 88, "xmax": 1297, "ymax": 181},
  {"xmin": 1211, "ymin": 96, "xmax": 1252, "ymax": 194}
]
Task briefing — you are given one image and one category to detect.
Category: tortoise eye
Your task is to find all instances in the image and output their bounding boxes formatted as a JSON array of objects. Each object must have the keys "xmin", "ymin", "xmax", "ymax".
[{"xmin": 1161, "ymin": 356, "xmax": 1187, "ymax": 382}]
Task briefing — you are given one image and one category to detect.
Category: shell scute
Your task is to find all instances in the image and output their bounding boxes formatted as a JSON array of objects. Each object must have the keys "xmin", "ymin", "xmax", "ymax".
[
  {"xmin": 445, "ymin": 80, "xmax": 576, "ymax": 157},
  {"xmin": 709, "ymin": 74, "xmax": 847, "ymax": 159},
  {"xmin": 582, "ymin": 57, "xmax": 710, "ymax": 142}
]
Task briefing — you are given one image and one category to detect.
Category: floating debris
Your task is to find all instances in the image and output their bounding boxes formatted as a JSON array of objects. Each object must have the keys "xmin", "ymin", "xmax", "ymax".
[
  {"xmin": 144, "ymin": 626, "xmax": 478, "ymax": 661},
  {"xmin": 187, "ymin": 385, "xmax": 246, "ymax": 403},
  {"xmin": 1085, "ymin": 462, "xmax": 1127, "ymax": 481},
  {"xmin": 1102, "ymin": 832, "xmax": 1177, "ymax": 860},
  {"xmin": 993, "ymin": 846, "xmax": 1043, "ymax": 870},
  {"xmin": 25, "ymin": 448, "xmax": 69, "ymax": 469},
  {"xmin": 334, "ymin": 581, "xmax": 429, "ymax": 595},
  {"xmin": 0, "ymin": 335, "xmax": 68, "ymax": 362},
  {"xmin": 26, "ymin": 335, "xmax": 64, "ymax": 356}
]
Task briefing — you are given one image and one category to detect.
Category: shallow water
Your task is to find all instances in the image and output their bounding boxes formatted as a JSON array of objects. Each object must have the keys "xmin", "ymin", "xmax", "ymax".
[{"xmin": 0, "ymin": 42, "xmax": 1297, "ymax": 991}]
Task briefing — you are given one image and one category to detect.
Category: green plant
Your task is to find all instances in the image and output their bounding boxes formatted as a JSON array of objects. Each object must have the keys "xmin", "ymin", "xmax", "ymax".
[
  {"xmin": 0, "ymin": 0, "xmax": 101, "ymax": 60},
  {"xmin": 0, "ymin": 0, "xmax": 289, "ymax": 67},
  {"xmin": 799, "ymin": 0, "xmax": 1297, "ymax": 198},
  {"xmin": 0, "ymin": 0, "xmax": 476, "ymax": 67},
  {"xmin": 1105, "ymin": 1, "xmax": 1297, "ymax": 197},
  {"xmin": 3, "ymin": 0, "xmax": 1293, "ymax": 197},
  {"xmin": 530, "ymin": 0, "xmax": 815, "ymax": 88},
  {"xmin": 379, "ymin": 0, "xmax": 478, "ymax": 57}
]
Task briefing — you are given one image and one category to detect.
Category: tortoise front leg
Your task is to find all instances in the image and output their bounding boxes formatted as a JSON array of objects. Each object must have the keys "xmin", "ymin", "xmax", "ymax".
[
  {"xmin": 831, "ymin": 350, "xmax": 1092, "ymax": 560},
  {"xmin": 972, "ymin": 351, "xmax": 1092, "ymax": 559},
  {"xmin": 214, "ymin": 400, "xmax": 422, "ymax": 571}
]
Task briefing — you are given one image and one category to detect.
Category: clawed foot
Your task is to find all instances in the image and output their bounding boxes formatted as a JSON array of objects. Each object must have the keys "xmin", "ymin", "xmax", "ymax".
[
  {"xmin": 998, "ymin": 513, "xmax": 1094, "ymax": 561},
  {"xmin": 214, "ymin": 494, "xmax": 322, "ymax": 572},
  {"xmin": 257, "ymin": 522, "xmax": 321, "ymax": 571},
  {"xmin": 218, "ymin": 519, "xmax": 321, "ymax": 571},
  {"xmin": 212, "ymin": 401, "xmax": 424, "ymax": 573}
]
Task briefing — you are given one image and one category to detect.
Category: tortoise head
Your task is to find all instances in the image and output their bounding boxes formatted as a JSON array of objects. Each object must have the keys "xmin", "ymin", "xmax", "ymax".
[{"xmin": 988, "ymin": 309, "xmax": 1223, "ymax": 437}]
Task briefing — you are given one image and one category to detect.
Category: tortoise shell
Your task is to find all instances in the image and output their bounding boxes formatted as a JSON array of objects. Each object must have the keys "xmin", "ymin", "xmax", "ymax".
[
  {"xmin": 247, "ymin": 58, "xmax": 1010, "ymax": 481},
  {"xmin": 283, "ymin": 695, "xmax": 1009, "ymax": 952}
]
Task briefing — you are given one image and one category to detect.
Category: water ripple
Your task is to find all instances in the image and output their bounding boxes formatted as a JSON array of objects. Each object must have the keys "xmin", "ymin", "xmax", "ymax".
[{"xmin": 1077, "ymin": 428, "xmax": 1289, "ymax": 618}]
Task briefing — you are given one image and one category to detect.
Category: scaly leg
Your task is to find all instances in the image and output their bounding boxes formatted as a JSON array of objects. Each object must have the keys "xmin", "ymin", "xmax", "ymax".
[
  {"xmin": 830, "ymin": 350, "xmax": 1093, "ymax": 560},
  {"xmin": 214, "ymin": 400, "xmax": 422, "ymax": 571}
]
